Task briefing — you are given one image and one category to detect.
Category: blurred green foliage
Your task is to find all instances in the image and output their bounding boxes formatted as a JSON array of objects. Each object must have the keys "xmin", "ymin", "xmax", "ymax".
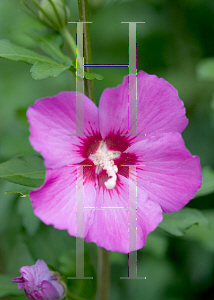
[{"xmin": 0, "ymin": 0, "xmax": 214, "ymax": 299}]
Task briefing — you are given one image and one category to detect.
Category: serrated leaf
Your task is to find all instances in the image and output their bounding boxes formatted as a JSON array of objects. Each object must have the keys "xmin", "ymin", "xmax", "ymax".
[
  {"xmin": 0, "ymin": 39, "xmax": 58, "ymax": 65},
  {"xmin": 0, "ymin": 274, "xmax": 24, "ymax": 297},
  {"xmin": 26, "ymin": 30, "xmax": 72, "ymax": 65},
  {"xmin": 0, "ymin": 39, "xmax": 72, "ymax": 79},
  {"xmin": 194, "ymin": 166, "xmax": 214, "ymax": 198},
  {"xmin": 158, "ymin": 208, "xmax": 209, "ymax": 236},
  {"xmin": 30, "ymin": 61, "xmax": 71, "ymax": 79},
  {"xmin": 196, "ymin": 58, "xmax": 214, "ymax": 81},
  {"xmin": 0, "ymin": 154, "xmax": 45, "ymax": 187}
]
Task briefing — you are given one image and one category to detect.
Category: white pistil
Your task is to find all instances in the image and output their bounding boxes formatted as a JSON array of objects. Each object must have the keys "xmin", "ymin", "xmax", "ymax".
[{"xmin": 93, "ymin": 149, "xmax": 118, "ymax": 189}]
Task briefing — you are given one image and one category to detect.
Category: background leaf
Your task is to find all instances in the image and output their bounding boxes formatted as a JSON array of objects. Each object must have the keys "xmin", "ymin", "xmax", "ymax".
[
  {"xmin": 194, "ymin": 166, "xmax": 214, "ymax": 198},
  {"xmin": 84, "ymin": 72, "xmax": 104, "ymax": 81},
  {"xmin": 0, "ymin": 274, "xmax": 24, "ymax": 297},
  {"xmin": 196, "ymin": 58, "xmax": 214, "ymax": 81},
  {"xmin": 158, "ymin": 208, "xmax": 209, "ymax": 236},
  {"xmin": 17, "ymin": 197, "xmax": 41, "ymax": 236},
  {"xmin": 30, "ymin": 61, "xmax": 71, "ymax": 79},
  {"xmin": 26, "ymin": 30, "xmax": 72, "ymax": 65},
  {"xmin": 0, "ymin": 155, "xmax": 45, "ymax": 187},
  {"xmin": 5, "ymin": 185, "xmax": 34, "ymax": 197},
  {"xmin": 0, "ymin": 39, "xmax": 58, "ymax": 65},
  {"xmin": 0, "ymin": 39, "xmax": 72, "ymax": 80},
  {"xmin": 71, "ymin": 60, "xmax": 104, "ymax": 81}
]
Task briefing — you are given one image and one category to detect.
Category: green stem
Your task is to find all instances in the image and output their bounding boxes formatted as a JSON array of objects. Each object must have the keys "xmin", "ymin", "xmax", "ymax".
[
  {"xmin": 77, "ymin": 0, "xmax": 95, "ymax": 103},
  {"xmin": 97, "ymin": 247, "xmax": 110, "ymax": 300}
]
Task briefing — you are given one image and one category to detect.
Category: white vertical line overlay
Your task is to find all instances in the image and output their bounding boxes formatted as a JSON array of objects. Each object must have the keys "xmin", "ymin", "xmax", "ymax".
[
  {"xmin": 67, "ymin": 165, "xmax": 93, "ymax": 279},
  {"xmin": 121, "ymin": 22, "xmax": 145, "ymax": 138},
  {"xmin": 76, "ymin": 22, "xmax": 84, "ymax": 137},
  {"xmin": 120, "ymin": 22, "xmax": 146, "ymax": 279},
  {"xmin": 67, "ymin": 21, "xmax": 93, "ymax": 279},
  {"xmin": 128, "ymin": 22, "xmax": 137, "ymax": 137},
  {"xmin": 120, "ymin": 166, "xmax": 146, "ymax": 279}
]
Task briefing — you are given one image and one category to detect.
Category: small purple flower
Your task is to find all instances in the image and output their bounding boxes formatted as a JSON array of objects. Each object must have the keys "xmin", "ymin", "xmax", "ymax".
[
  {"xmin": 27, "ymin": 71, "xmax": 202, "ymax": 253},
  {"xmin": 11, "ymin": 259, "xmax": 65, "ymax": 300}
]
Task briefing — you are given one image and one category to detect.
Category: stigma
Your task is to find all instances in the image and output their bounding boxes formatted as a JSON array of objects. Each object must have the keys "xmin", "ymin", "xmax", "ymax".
[{"xmin": 89, "ymin": 142, "xmax": 119, "ymax": 189}]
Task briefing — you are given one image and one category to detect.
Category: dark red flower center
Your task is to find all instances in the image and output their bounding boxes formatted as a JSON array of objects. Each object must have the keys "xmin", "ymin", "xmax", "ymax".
[{"xmin": 79, "ymin": 132, "xmax": 138, "ymax": 190}]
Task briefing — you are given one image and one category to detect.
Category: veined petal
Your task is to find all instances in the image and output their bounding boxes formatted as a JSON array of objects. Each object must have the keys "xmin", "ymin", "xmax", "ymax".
[
  {"xmin": 99, "ymin": 71, "xmax": 188, "ymax": 147},
  {"xmin": 30, "ymin": 166, "xmax": 96, "ymax": 237},
  {"xmin": 84, "ymin": 175, "xmax": 163, "ymax": 253},
  {"xmin": 31, "ymin": 280, "xmax": 60, "ymax": 300},
  {"xmin": 19, "ymin": 260, "xmax": 50, "ymax": 293},
  {"xmin": 124, "ymin": 132, "xmax": 202, "ymax": 212},
  {"xmin": 50, "ymin": 280, "xmax": 64, "ymax": 298},
  {"xmin": 27, "ymin": 92, "xmax": 99, "ymax": 169}
]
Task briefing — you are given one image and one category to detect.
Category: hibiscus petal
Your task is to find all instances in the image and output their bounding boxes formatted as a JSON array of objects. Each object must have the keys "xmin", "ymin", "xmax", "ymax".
[
  {"xmin": 31, "ymin": 280, "xmax": 59, "ymax": 300},
  {"xmin": 30, "ymin": 166, "xmax": 96, "ymax": 237},
  {"xmin": 19, "ymin": 259, "xmax": 50, "ymax": 293},
  {"xmin": 125, "ymin": 132, "xmax": 202, "ymax": 212},
  {"xmin": 27, "ymin": 92, "xmax": 99, "ymax": 169},
  {"xmin": 99, "ymin": 71, "xmax": 188, "ymax": 146},
  {"xmin": 84, "ymin": 175, "xmax": 163, "ymax": 253},
  {"xmin": 50, "ymin": 280, "xmax": 64, "ymax": 298},
  {"xmin": 11, "ymin": 276, "xmax": 25, "ymax": 289}
]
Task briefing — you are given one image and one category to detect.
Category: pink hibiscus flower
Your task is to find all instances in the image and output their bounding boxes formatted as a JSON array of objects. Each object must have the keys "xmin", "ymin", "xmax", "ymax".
[{"xmin": 27, "ymin": 71, "xmax": 202, "ymax": 253}]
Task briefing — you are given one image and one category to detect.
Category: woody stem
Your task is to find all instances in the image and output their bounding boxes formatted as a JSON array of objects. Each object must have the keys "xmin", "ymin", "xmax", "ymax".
[
  {"xmin": 97, "ymin": 247, "xmax": 110, "ymax": 300},
  {"xmin": 77, "ymin": 1, "xmax": 110, "ymax": 300}
]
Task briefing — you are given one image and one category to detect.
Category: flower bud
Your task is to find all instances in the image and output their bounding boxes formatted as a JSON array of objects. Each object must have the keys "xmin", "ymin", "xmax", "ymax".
[
  {"xmin": 39, "ymin": 0, "xmax": 70, "ymax": 30},
  {"xmin": 12, "ymin": 259, "xmax": 65, "ymax": 300}
]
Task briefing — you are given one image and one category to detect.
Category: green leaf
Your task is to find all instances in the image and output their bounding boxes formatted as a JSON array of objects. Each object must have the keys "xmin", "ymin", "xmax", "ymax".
[
  {"xmin": 0, "ymin": 181, "xmax": 20, "ymax": 232},
  {"xmin": 17, "ymin": 197, "xmax": 41, "ymax": 235},
  {"xmin": 26, "ymin": 30, "xmax": 72, "ymax": 65},
  {"xmin": 58, "ymin": 251, "xmax": 76, "ymax": 275},
  {"xmin": 30, "ymin": 61, "xmax": 71, "ymax": 79},
  {"xmin": 71, "ymin": 60, "xmax": 104, "ymax": 80},
  {"xmin": 0, "ymin": 39, "xmax": 72, "ymax": 79},
  {"xmin": 5, "ymin": 184, "xmax": 34, "ymax": 197},
  {"xmin": 143, "ymin": 231, "xmax": 168, "ymax": 258},
  {"xmin": 5, "ymin": 188, "xmax": 31, "ymax": 197},
  {"xmin": 0, "ymin": 154, "xmax": 45, "ymax": 187},
  {"xmin": 158, "ymin": 208, "xmax": 209, "ymax": 236},
  {"xmin": 26, "ymin": 224, "xmax": 76, "ymax": 267},
  {"xmin": 0, "ymin": 274, "xmax": 24, "ymax": 297},
  {"xmin": 6, "ymin": 238, "xmax": 35, "ymax": 274},
  {"xmin": 194, "ymin": 166, "xmax": 214, "ymax": 198},
  {"xmin": 0, "ymin": 39, "xmax": 58, "ymax": 65},
  {"xmin": 184, "ymin": 210, "xmax": 214, "ymax": 252},
  {"xmin": 84, "ymin": 72, "xmax": 104, "ymax": 81},
  {"xmin": 196, "ymin": 58, "xmax": 214, "ymax": 81}
]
